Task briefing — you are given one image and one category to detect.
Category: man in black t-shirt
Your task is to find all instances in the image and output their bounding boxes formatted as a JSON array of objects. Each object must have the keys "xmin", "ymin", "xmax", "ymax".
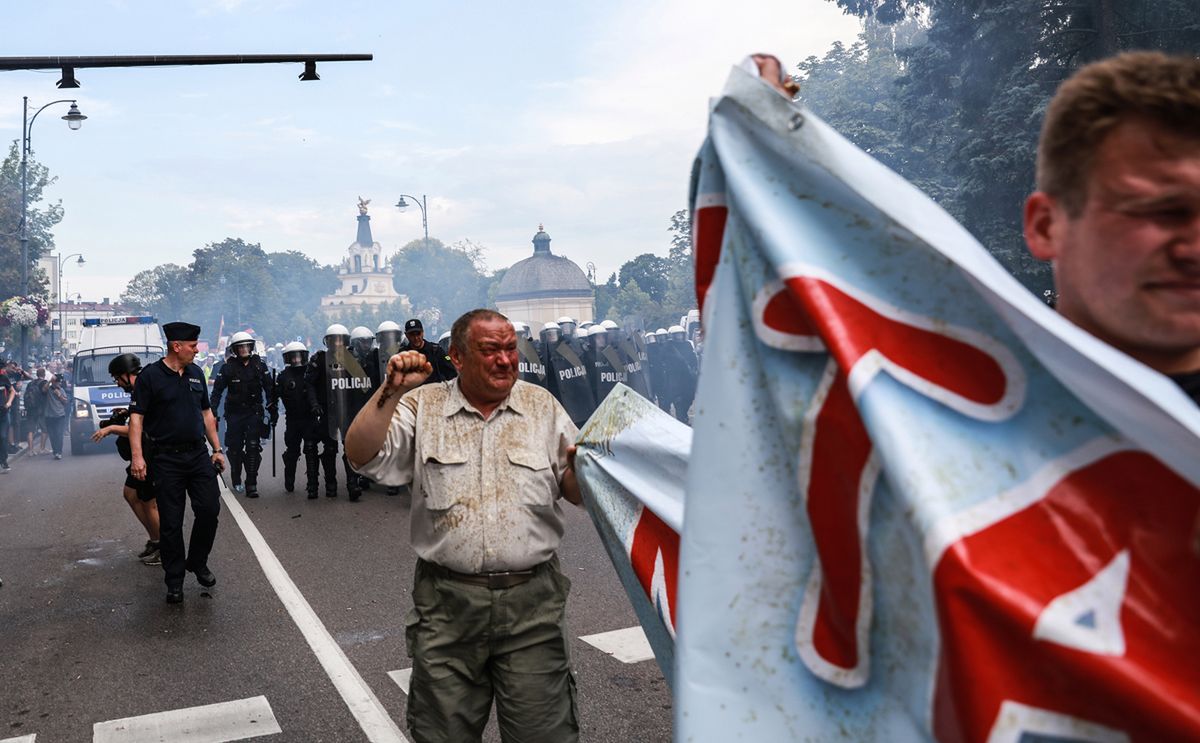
[
  {"xmin": 129, "ymin": 322, "xmax": 226, "ymax": 604},
  {"xmin": 404, "ymin": 319, "xmax": 456, "ymax": 385}
]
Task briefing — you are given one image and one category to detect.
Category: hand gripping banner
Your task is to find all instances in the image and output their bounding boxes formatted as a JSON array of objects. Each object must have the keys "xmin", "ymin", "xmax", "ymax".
[{"xmin": 574, "ymin": 61, "xmax": 1200, "ymax": 742}]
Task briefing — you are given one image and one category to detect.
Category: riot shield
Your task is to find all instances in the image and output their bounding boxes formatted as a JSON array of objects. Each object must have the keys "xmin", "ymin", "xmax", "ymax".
[
  {"xmin": 516, "ymin": 335, "xmax": 548, "ymax": 388},
  {"xmin": 593, "ymin": 345, "xmax": 629, "ymax": 404},
  {"xmin": 325, "ymin": 345, "xmax": 374, "ymax": 440},
  {"xmin": 376, "ymin": 330, "xmax": 405, "ymax": 386},
  {"xmin": 546, "ymin": 340, "xmax": 595, "ymax": 426},
  {"xmin": 616, "ymin": 333, "xmax": 653, "ymax": 401}
]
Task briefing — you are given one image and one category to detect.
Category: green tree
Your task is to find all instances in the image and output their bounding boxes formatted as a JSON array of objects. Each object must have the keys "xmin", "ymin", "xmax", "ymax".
[
  {"xmin": 120, "ymin": 264, "xmax": 191, "ymax": 321},
  {"xmin": 618, "ymin": 253, "xmax": 670, "ymax": 304},
  {"xmin": 813, "ymin": 0, "xmax": 1200, "ymax": 291},
  {"xmin": 390, "ymin": 237, "xmax": 488, "ymax": 325},
  {"xmin": 0, "ymin": 142, "xmax": 64, "ymax": 302},
  {"xmin": 594, "ymin": 273, "xmax": 619, "ymax": 323}
]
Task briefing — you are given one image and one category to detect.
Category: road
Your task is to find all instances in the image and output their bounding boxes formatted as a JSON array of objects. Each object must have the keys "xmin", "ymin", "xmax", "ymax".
[{"xmin": 0, "ymin": 440, "xmax": 672, "ymax": 742}]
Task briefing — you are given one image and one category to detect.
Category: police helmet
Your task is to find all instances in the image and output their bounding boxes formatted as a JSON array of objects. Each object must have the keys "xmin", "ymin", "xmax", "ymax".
[
  {"xmin": 282, "ymin": 341, "xmax": 309, "ymax": 366},
  {"xmin": 668, "ymin": 324, "xmax": 686, "ymax": 341},
  {"xmin": 655, "ymin": 328, "xmax": 669, "ymax": 337},
  {"xmin": 587, "ymin": 323, "xmax": 609, "ymax": 348},
  {"xmin": 324, "ymin": 324, "xmax": 350, "ymax": 349},
  {"xmin": 644, "ymin": 331, "xmax": 657, "ymax": 344},
  {"xmin": 557, "ymin": 316, "xmax": 577, "ymax": 335},
  {"xmin": 540, "ymin": 321, "xmax": 561, "ymax": 345},
  {"xmin": 376, "ymin": 320, "xmax": 403, "ymax": 351},
  {"xmin": 230, "ymin": 331, "xmax": 255, "ymax": 357},
  {"xmin": 600, "ymin": 319, "xmax": 619, "ymax": 330},
  {"xmin": 107, "ymin": 353, "xmax": 142, "ymax": 377},
  {"xmin": 437, "ymin": 331, "xmax": 452, "ymax": 354},
  {"xmin": 511, "ymin": 321, "xmax": 530, "ymax": 340}
]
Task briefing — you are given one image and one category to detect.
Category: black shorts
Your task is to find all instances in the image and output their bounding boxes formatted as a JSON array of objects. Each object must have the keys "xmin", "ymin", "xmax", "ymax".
[{"xmin": 124, "ymin": 465, "xmax": 156, "ymax": 502}]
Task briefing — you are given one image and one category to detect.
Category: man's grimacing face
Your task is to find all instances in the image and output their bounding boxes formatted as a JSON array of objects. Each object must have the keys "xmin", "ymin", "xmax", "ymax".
[{"xmin": 1026, "ymin": 119, "xmax": 1200, "ymax": 371}]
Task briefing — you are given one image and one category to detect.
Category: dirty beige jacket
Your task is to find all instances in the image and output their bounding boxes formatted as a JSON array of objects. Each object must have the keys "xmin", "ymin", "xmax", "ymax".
[{"xmin": 353, "ymin": 379, "xmax": 578, "ymax": 573}]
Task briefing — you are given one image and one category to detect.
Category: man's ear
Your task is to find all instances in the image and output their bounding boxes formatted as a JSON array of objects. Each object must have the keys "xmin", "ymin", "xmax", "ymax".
[
  {"xmin": 1024, "ymin": 191, "xmax": 1063, "ymax": 261},
  {"xmin": 448, "ymin": 345, "xmax": 463, "ymax": 371}
]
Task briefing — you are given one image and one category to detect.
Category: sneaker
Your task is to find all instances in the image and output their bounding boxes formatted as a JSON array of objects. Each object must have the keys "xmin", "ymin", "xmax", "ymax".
[
  {"xmin": 232, "ymin": 483, "xmax": 245, "ymax": 493},
  {"xmin": 0, "ymin": 465, "xmax": 10, "ymax": 474},
  {"xmin": 141, "ymin": 549, "xmax": 161, "ymax": 566},
  {"xmin": 137, "ymin": 540, "xmax": 159, "ymax": 559},
  {"xmin": 53, "ymin": 453, "xmax": 62, "ymax": 460}
]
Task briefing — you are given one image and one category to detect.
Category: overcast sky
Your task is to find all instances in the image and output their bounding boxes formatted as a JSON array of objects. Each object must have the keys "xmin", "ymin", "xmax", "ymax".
[{"xmin": 1, "ymin": 0, "xmax": 859, "ymax": 304}]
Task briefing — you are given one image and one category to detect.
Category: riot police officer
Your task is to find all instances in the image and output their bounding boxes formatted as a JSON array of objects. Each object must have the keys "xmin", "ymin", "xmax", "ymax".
[
  {"xmin": 661, "ymin": 325, "xmax": 698, "ymax": 423},
  {"xmin": 273, "ymin": 342, "xmax": 320, "ymax": 498},
  {"xmin": 304, "ymin": 324, "xmax": 365, "ymax": 501},
  {"xmin": 211, "ymin": 331, "xmax": 276, "ymax": 497}
]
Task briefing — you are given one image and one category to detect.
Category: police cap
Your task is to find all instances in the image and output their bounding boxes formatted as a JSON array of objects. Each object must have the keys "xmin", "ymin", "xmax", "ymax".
[{"xmin": 163, "ymin": 322, "xmax": 201, "ymax": 342}]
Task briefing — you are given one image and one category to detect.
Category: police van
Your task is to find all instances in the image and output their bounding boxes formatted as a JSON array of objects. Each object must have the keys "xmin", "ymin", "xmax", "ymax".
[{"xmin": 69, "ymin": 316, "xmax": 164, "ymax": 455}]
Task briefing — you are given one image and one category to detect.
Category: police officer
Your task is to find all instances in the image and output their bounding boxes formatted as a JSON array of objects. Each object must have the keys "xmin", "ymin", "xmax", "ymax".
[
  {"xmin": 403, "ymin": 319, "xmax": 456, "ymax": 385},
  {"xmin": 211, "ymin": 331, "xmax": 277, "ymax": 498},
  {"xmin": 349, "ymin": 326, "xmax": 375, "ymax": 368},
  {"xmin": 273, "ymin": 342, "xmax": 320, "ymax": 498},
  {"xmin": 128, "ymin": 322, "xmax": 224, "ymax": 604},
  {"xmin": 304, "ymin": 324, "xmax": 362, "ymax": 501},
  {"xmin": 661, "ymin": 325, "xmax": 698, "ymax": 423}
]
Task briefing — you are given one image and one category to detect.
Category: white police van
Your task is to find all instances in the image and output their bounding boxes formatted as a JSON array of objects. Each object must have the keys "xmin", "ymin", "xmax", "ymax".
[{"xmin": 69, "ymin": 316, "xmax": 164, "ymax": 455}]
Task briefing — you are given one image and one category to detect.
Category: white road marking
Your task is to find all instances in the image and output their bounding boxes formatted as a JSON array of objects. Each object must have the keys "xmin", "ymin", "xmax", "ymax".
[
  {"xmin": 578, "ymin": 626, "xmax": 655, "ymax": 664},
  {"xmin": 387, "ymin": 669, "xmax": 413, "ymax": 695},
  {"xmin": 218, "ymin": 481, "xmax": 408, "ymax": 742},
  {"xmin": 1, "ymin": 734, "xmax": 37, "ymax": 743},
  {"xmin": 92, "ymin": 695, "xmax": 280, "ymax": 743}
]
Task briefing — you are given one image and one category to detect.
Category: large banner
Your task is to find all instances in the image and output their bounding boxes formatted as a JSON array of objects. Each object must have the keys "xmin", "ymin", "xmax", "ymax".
[
  {"xmin": 578, "ymin": 62, "xmax": 1200, "ymax": 743},
  {"xmin": 575, "ymin": 385, "xmax": 689, "ymax": 686}
]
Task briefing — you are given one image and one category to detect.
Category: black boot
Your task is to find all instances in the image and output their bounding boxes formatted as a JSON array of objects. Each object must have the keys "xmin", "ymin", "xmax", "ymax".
[
  {"xmin": 283, "ymin": 451, "xmax": 298, "ymax": 493},
  {"xmin": 344, "ymin": 455, "xmax": 362, "ymax": 502},
  {"xmin": 303, "ymin": 443, "xmax": 319, "ymax": 499},
  {"xmin": 321, "ymin": 450, "xmax": 338, "ymax": 498},
  {"xmin": 244, "ymin": 445, "xmax": 262, "ymax": 498}
]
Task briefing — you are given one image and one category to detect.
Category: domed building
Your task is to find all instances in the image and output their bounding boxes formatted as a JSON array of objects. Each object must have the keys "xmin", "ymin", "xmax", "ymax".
[{"xmin": 494, "ymin": 225, "xmax": 594, "ymax": 327}]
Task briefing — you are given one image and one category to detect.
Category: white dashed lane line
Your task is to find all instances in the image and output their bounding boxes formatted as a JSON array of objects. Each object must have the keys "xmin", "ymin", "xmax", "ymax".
[
  {"xmin": 578, "ymin": 626, "xmax": 656, "ymax": 664},
  {"xmin": 0, "ymin": 734, "xmax": 37, "ymax": 743},
  {"xmin": 387, "ymin": 668, "xmax": 413, "ymax": 695},
  {"xmin": 91, "ymin": 695, "xmax": 281, "ymax": 743}
]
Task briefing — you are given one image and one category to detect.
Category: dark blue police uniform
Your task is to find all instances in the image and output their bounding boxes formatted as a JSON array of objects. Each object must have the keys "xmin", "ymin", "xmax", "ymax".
[
  {"xmin": 211, "ymin": 355, "xmax": 275, "ymax": 496},
  {"xmin": 130, "ymin": 349, "xmax": 221, "ymax": 595}
]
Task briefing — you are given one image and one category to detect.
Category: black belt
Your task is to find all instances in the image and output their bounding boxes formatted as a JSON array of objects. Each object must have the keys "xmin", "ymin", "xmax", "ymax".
[
  {"xmin": 152, "ymin": 440, "xmax": 206, "ymax": 454},
  {"xmin": 429, "ymin": 560, "xmax": 545, "ymax": 589}
]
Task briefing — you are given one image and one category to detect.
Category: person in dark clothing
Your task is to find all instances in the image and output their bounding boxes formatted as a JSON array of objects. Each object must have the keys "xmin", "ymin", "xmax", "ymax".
[
  {"xmin": 273, "ymin": 342, "xmax": 320, "ymax": 498},
  {"xmin": 404, "ymin": 319, "xmax": 456, "ymax": 385},
  {"xmin": 660, "ymin": 325, "xmax": 698, "ymax": 423},
  {"xmin": 211, "ymin": 332, "xmax": 276, "ymax": 498},
  {"xmin": 42, "ymin": 374, "xmax": 69, "ymax": 459},
  {"xmin": 128, "ymin": 321, "xmax": 225, "ymax": 604},
  {"xmin": 0, "ymin": 358, "xmax": 14, "ymax": 473},
  {"xmin": 304, "ymin": 324, "xmax": 363, "ymax": 501}
]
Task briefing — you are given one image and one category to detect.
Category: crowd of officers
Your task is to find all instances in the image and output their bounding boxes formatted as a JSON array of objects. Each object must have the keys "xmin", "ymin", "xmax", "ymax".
[{"xmin": 199, "ymin": 315, "xmax": 701, "ymax": 502}]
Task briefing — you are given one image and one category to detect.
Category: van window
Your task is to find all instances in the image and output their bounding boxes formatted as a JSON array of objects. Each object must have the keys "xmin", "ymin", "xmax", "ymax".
[{"xmin": 74, "ymin": 351, "xmax": 161, "ymax": 387}]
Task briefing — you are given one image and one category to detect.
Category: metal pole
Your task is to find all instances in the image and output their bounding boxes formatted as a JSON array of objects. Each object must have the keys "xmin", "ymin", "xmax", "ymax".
[
  {"xmin": 421, "ymin": 194, "xmax": 428, "ymax": 242},
  {"xmin": 19, "ymin": 97, "xmax": 29, "ymax": 367}
]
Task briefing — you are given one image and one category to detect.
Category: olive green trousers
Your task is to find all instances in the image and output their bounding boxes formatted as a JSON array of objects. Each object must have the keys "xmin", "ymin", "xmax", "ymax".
[{"xmin": 404, "ymin": 558, "xmax": 580, "ymax": 743}]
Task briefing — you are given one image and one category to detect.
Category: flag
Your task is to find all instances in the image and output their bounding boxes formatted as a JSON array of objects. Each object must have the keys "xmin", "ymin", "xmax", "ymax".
[{"xmin": 579, "ymin": 61, "xmax": 1200, "ymax": 742}]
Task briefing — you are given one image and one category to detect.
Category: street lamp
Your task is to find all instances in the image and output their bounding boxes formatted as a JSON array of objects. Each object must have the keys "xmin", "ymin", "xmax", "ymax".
[
  {"xmin": 54, "ymin": 253, "xmax": 85, "ymax": 354},
  {"xmin": 395, "ymin": 193, "xmax": 429, "ymax": 243},
  {"xmin": 19, "ymin": 96, "xmax": 87, "ymax": 366}
]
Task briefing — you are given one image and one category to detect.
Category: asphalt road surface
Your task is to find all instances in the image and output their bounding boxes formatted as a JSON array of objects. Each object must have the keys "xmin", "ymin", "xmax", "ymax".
[{"xmin": 0, "ymin": 439, "xmax": 672, "ymax": 742}]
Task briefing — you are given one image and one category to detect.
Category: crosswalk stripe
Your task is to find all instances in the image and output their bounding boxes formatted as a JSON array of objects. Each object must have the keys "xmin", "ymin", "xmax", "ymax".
[
  {"xmin": 92, "ymin": 695, "xmax": 280, "ymax": 743},
  {"xmin": 387, "ymin": 669, "xmax": 413, "ymax": 695},
  {"xmin": 578, "ymin": 626, "xmax": 656, "ymax": 664},
  {"xmin": 218, "ymin": 481, "xmax": 408, "ymax": 742},
  {"xmin": 0, "ymin": 734, "xmax": 37, "ymax": 743}
]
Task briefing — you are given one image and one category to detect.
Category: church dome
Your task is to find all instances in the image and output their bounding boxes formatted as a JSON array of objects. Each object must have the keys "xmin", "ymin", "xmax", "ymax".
[{"xmin": 495, "ymin": 225, "xmax": 592, "ymax": 301}]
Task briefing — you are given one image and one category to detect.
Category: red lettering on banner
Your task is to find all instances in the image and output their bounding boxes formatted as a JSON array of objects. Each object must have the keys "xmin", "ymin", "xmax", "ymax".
[
  {"xmin": 693, "ymin": 205, "xmax": 727, "ymax": 315},
  {"xmin": 932, "ymin": 451, "xmax": 1200, "ymax": 743},
  {"xmin": 629, "ymin": 506, "xmax": 681, "ymax": 635},
  {"xmin": 759, "ymin": 276, "xmax": 1018, "ymax": 685}
]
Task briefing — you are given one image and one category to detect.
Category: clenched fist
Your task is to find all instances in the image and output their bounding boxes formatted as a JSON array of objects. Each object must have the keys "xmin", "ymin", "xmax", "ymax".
[{"xmin": 385, "ymin": 350, "xmax": 433, "ymax": 392}]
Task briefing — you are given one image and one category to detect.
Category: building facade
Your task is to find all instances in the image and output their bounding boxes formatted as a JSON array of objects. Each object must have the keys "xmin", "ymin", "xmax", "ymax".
[
  {"xmin": 320, "ymin": 199, "xmax": 410, "ymax": 317},
  {"xmin": 494, "ymin": 226, "xmax": 594, "ymax": 328}
]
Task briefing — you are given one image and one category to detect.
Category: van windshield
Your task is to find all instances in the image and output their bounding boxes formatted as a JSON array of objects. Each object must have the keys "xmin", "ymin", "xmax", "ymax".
[{"xmin": 74, "ymin": 351, "xmax": 162, "ymax": 387}]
